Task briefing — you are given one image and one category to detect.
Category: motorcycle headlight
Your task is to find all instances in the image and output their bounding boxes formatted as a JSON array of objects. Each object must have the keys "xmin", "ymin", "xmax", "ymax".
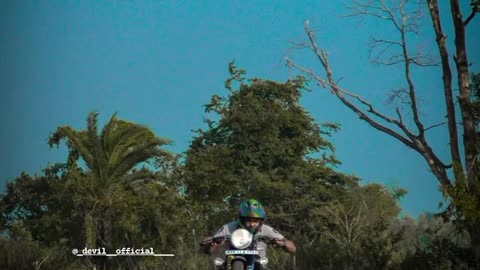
[
  {"xmin": 214, "ymin": 258, "xmax": 224, "ymax": 266},
  {"xmin": 258, "ymin": 257, "xmax": 269, "ymax": 265},
  {"xmin": 230, "ymin": 228, "xmax": 253, "ymax": 249}
]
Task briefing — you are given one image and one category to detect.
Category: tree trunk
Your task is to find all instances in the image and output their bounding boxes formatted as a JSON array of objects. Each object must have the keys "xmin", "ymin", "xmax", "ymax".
[
  {"xmin": 471, "ymin": 226, "xmax": 480, "ymax": 270},
  {"xmin": 99, "ymin": 218, "xmax": 111, "ymax": 270},
  {"xmin": 449, "ymin": 1, "xmax": 479, "ymax": 268},
  {"xmin": 291, "ymin": 0, "xmax": 479, "ymax": 268}
]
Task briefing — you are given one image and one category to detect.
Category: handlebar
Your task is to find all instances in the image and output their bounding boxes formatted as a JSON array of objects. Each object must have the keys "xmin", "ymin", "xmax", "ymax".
[
  {"xmin": 200, "ymin": 235, "xmax": 283, "ymax": 247},
  {"xmin": 255, "ymin": 236, "xmax": 284, "ymax": 245},
  {"xmin": 200, "ymin": 236, "xmax": 228, "ymax": 246}
]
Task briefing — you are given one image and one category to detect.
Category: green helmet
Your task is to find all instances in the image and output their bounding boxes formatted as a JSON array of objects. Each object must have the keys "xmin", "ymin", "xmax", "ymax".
[{"xmin": 238, "ymin": 199, "xmax": 266, "ymax": 219}]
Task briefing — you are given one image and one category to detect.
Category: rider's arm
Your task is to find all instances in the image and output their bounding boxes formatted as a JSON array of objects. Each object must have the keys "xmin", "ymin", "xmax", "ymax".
[
  {"xmin": 208, "ymin": 241, "xmax": 223, "ymax": 254},
  {"xmin": 261, "ymin": 224, "xmax": 296, "ymax": 254},
  {"xmin": 200, "ymin": 237, "xmax": 225, "ymax": 255},
  {"xmin": 275, "ymin": 238, "xmax": 296, "ymax": 254},
  {"xmin": 201, "ymin": 224, "xmax": 228, "ymax": 255}
]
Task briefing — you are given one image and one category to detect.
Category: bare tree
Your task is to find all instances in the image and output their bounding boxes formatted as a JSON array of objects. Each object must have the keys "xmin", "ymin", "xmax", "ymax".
[
  {"xmin": 323, "ymin": 200, "xmax": 368, "ymax": 270},
  {"xmin": 286, "ymin": 0, "xmax": 480, "ymax": 268}
]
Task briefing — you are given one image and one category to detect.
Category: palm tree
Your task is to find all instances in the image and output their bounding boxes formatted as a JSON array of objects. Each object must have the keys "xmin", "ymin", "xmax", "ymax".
[{"xmin": 48, "ymin": 111, "xmax": 173, "ymax": 269}]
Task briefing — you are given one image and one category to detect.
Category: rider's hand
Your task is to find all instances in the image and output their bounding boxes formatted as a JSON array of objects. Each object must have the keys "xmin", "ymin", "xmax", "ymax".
[
  {"xmin": 201, "ymin": 237, "xmax": 225, "ymax": 246},
  {"xmin": 200, "ymin": 238, "xmax": 211, "ymax": 246},
  {"xmin": 273, "ymin": 238, "xmax": 287, "ymax": 247},
  {"xmin": 211, "ymin": 240, "xmax": 224, "ymax": 246},
  {"xmin": 200, "ymin": 237, "xmax": 224, "ymax": 255},
  {"xmin": 200, "ymin": 237, "xmax": 222, "ymax": 247}
]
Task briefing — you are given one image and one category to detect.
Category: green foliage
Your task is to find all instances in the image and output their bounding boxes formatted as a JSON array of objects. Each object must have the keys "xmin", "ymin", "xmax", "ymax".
[
  {"xmin": 1, "ymin": 69, "xmax": 476, "ymax": 269},
  {"xmin": 314, "ymin": 183, "xmax": 402, "ymax": 270},
  {"xmin": 471, "ymin": 72, "xmax": 480, "ymax": 129},
  {"xmin": 0, "ymin": 112, "xmax": 194, "ymax": 270},
  {"xmin": 48, "ymin": 112, "xmax": 173, "ymax": 181},
  {"xmin": 440, "ymin": 72, "xmax": 480, "ymax": 237},
  {"xmin": 472, "ymin": 0, "xmax": 480, "ymax": 12},
  {"xmin": 390, "ymin": 214, "xmax": 474, "ymax": 270},
  {"xmin": 183, "ymin": 64, "xmax": 374, "ymax": 270},
  {"xmin": 184, "ymin": 63, "xmax": 356, "ymax": 237}
]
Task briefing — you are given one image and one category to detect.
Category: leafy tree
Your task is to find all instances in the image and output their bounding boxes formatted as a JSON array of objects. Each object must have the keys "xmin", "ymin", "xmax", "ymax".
[
  {"xmin": 319, "ymin": 183, "xmax": 402, "ymax": 270},
  {"xmin": 184, "ymin": 63, "xmax": 359, "ymax": 269},
  {"xmin": 46, "ymin": 111, "xmax": 178, "ymax": 269},
  {"xmin": 287, "ymin": 1, "xmax": 480, "ymax": 267},
  {"xmin": 0, "ymin": 163, "xmax": 85, "ymax": 269},
  {"xmin": 0, "ymin": 112, "xmax": 189, "ymax": 269},
  {"xmin": 0, "ymin": 167, "xmax": 65, "ymax": 240},
  {"xmin": 390, "ymin": 213, "xmax": 474, "ymax": 269},
  {"xmin": 0, "ymin": 155, "xmax": 206, "ymax": 270}
]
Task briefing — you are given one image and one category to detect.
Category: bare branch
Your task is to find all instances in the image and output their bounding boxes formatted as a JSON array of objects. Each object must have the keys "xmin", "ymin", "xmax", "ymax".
[
  {"xmin": 395, "ymin": 0, "xmax": 426, "ymax": 137},
  {"xmin": 369, "ymin": 39, "xmax": 402, "ymax": 64},
  {"xmin": 286, "ymin": 57, "xmax": 417, "ymax": 149},
  {"xmin": 351, "ymin": 201, "xmax": 368, "ymax": 243},
  {"xmin": 427, "ymin": 0, "xmax": 463, "ymax": 177},
  {"xmin": 385, "ymin": 88, "xmax": 410, "ymax": 106},
  {"xmin": 464, "ymin": 10, "xmax": 476, "ymax": 26},
  {"xmin": 396, "ymin": 108, "xmax": 405, "ymax": 125},
  {"xmin": 364, "ymin": 1, "xmax": 438, "ymax": 71},
  {"xmin": 323, "ymin": 231, "xmax": 347, "ymax": 247},
  {"xmin": 424, "ymin": 121, "xmax": 448, "ymax": 132},
  {"xmin": 345, "ymin": 0, "xmax": 393, "ymax": 20},
  {"xmin": 290, "ymin": 17, "xmax": 454, "ymax": 191},
  {"xmin": 370, "ymin": 37, "xmax": 403, "ymax": 47},
  {"xmin": 304, "ymin": 20, "xmax": 327, "ymax": 67},
  {"xmin": 410, "ymin": 56, "xmax": 439, "ymax": 67},
  {"xmin": 287, "ymin": 40, "xmax": 311, "ymax": 50},
  {"xmin": 374, "ymin": 57, "xmax": 405, "ymax": 66},
  {"xmin": 378, "ymin": 0, "xmax": 402, "ymax": 31}
]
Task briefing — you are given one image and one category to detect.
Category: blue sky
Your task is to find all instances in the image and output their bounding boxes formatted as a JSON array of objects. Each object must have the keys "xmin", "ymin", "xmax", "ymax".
[{"xmin": 1, "ymin": 0, "xmax": 479, "ymax": 218}]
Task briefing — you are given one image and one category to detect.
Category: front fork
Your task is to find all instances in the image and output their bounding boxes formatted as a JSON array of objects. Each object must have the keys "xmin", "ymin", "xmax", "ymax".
[{"xmin": 217, "ymin": 255, "xmax": 255, "ymax": 270}]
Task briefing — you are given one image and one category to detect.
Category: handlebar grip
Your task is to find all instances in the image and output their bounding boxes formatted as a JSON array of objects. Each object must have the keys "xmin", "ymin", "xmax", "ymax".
[
  {"xmin": 200, "ymin": 237, "xmax": 226, "ymax": 246},
  {"xmin": 256, "ymin": 237, "xmax": 285, "ymax": 245}
]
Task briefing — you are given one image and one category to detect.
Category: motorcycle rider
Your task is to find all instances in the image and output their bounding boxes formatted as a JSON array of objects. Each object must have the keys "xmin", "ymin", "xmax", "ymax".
[{"xmin": 202, "ymin": 199, "xmax": 296, "ymax": 268}]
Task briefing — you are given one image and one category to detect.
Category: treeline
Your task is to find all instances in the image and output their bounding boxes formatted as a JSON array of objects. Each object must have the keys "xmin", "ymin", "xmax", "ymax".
[{"xmin": 0, "ymin": 66, "xmax": 475, "ymax": 269}]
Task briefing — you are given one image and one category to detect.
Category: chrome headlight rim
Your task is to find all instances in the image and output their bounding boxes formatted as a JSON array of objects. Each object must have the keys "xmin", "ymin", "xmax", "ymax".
[{"xmin": 230, "ymin": 228, "xmax": 253, "ymax": 249}]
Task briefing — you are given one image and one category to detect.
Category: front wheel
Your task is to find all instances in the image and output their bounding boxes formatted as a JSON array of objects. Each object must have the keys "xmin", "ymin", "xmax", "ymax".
[{"xmin": 232, "ymin": 260, "xmax": 245, "ymax": 270}]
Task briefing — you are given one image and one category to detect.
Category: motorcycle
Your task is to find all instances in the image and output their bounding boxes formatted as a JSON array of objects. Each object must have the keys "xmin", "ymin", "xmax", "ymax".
[{"xmin": 201, "ymin": 228, "xmax": 277, "ymax": 270}]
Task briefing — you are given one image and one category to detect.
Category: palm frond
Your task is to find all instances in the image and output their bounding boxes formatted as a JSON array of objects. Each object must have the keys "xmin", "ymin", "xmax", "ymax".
[
  {"xmin": 109, "ymin": 142, "xmax": 173, "ymax": 181},
  {"xmin": 100, "ymin": 112, "xmax": 119, "ymax": 160},
  {"xmin": 86, "ymin": 111, "xmax": 99, "ymax": 148},
  {"xmin": 49, "ymin": 126, "xmax": 95, "ymax": 170}
]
